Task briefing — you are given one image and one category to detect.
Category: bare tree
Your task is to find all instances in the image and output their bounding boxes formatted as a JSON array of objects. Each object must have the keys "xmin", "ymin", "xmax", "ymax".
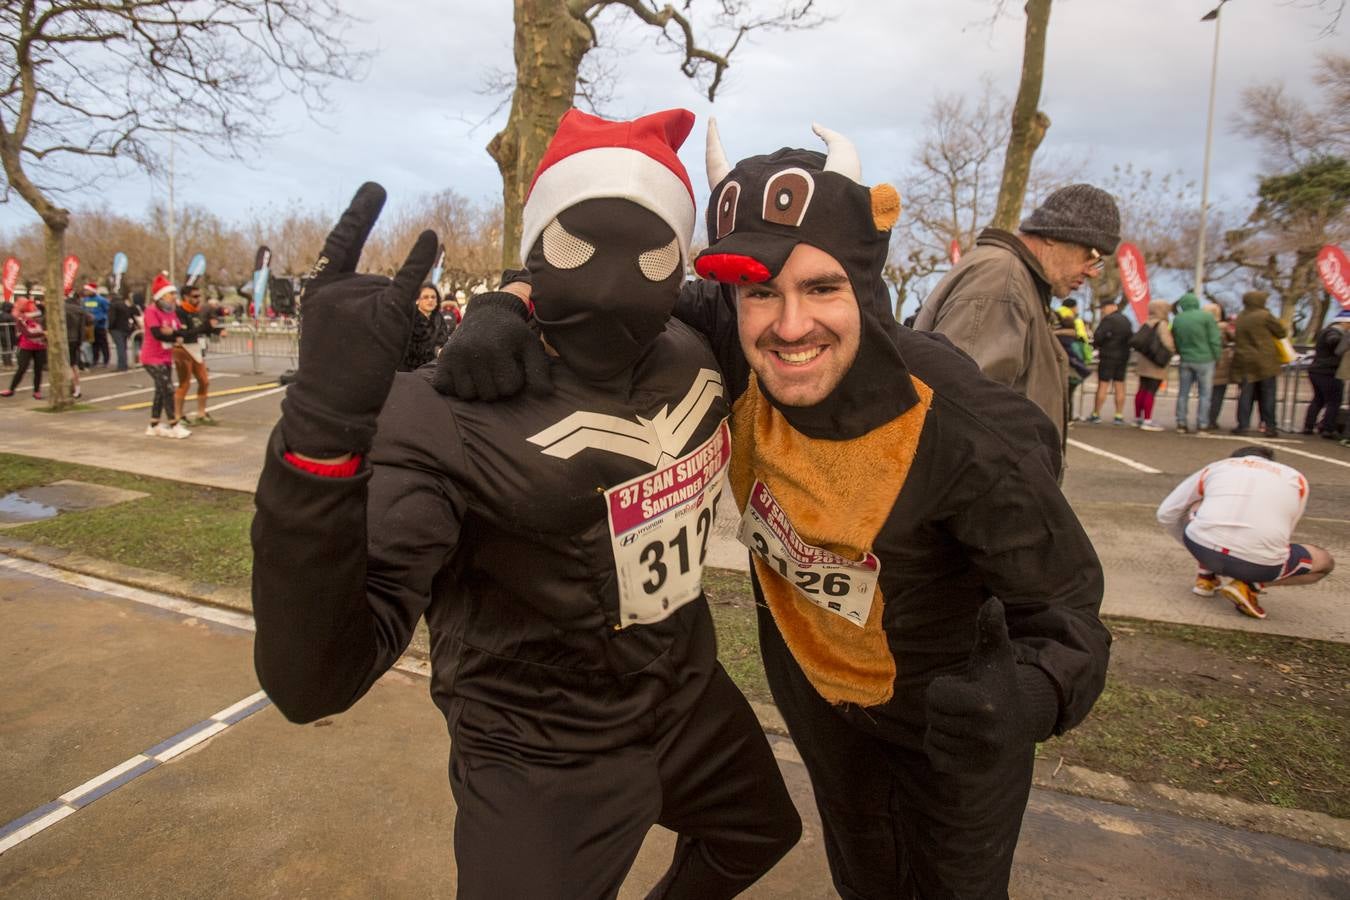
[
  {"xmin": 1226, "ymin": 52, "xmax": 1350, "ymax": 335},
  {"xmin": 990, "ymin": 0, "xmax": 1052, "ymax": 231},
  {"xmin": 487, "ymin": 0, "xmax": 823, "ymax": 270},
  {"xmin": 0, "ymin": 0, "xmax": 364, "ymax": 409}
]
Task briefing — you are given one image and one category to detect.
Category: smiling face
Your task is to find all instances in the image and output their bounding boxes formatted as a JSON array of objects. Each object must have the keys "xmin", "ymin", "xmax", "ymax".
[{"xmin": 737, "ymin": 242, "xmax": 861, "ymax": 407}]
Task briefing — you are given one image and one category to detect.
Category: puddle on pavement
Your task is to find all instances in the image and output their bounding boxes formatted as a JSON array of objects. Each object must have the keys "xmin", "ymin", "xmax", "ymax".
[
  {"xmin": 0, "ymin": 493, "xmax": 59, "ymax": 524},
  {"xmin": 0, "ymin": 480, "xmax": 150, "ymax": 527}
]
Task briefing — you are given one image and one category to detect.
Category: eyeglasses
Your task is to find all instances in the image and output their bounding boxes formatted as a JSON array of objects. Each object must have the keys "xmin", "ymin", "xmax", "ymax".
[{"xmin": 1086, "ymin": 248, "xmax": 1105, "ymax": 275}]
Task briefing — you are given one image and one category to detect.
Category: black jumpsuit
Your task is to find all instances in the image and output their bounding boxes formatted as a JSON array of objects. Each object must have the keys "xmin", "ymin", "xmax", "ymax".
[{"xmin": 251, "ymin": 319, "xmax": 799, "ymax": 899}]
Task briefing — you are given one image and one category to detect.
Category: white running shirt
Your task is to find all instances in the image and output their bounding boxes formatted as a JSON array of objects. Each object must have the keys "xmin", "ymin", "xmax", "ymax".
[{"xmin": 1156, "ymin": 456, "xmax": 1308, "ymax": 566}]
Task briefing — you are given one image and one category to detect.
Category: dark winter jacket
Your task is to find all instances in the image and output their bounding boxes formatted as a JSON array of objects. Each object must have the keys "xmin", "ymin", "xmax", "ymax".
[
  {"xmin": 252, "ymin": 320, "xmax": 730, "ymax": 752},
  {"xmin": 400, "ymin": 308, "xmax": 451, "ymax": 371},
  {"xmin": 1310, "ymin": 322, "xmax": 1349, "ymax": 376},
  {"xmin": 1092, "ymin": 309, "xmax": 1133, "ymax": 361},
  {"xmin": 107, "ymin": 300, "xmax": 138, "ymax": 334},
  {"xmin": 1231, "ymin": 293, "xmax": 1287, "ymax": 383}
]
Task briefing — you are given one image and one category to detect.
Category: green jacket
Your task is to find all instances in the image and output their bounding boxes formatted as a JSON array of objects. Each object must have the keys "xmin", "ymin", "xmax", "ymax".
[{"xmin": 1170, "ymin": 293, "xmax": 1222, "ymax": 363}]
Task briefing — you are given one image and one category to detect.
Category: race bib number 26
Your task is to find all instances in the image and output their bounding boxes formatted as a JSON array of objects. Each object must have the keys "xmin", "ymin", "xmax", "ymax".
[
  {"xmin": 737, "ymin": 480, "xmax": 880, "ymax": 627},
  {"xmin": 606, "ymin": 420, "xmax": 731, "ymax": 628}
]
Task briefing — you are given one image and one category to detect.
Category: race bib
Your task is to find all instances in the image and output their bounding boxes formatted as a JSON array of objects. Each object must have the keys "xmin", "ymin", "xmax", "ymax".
[
  {"xmin": 606, "ymin": 419, "xmax": 731, "ymax": 628},
  {"xmin": 737, "ymin": 480, "xmax": 880, "ymax": 627}
]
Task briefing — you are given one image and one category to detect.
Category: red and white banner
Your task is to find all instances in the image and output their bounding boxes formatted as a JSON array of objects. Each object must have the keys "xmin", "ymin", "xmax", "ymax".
[
  {"xmin": 1316, "ymin": 245, "xmax": 1350, "ymax": 310},
  {"xmin": 949, "ymin": 239, "xmax": 962, "ymax": 265},
  {"xmin": 61, "ymin": 254, "xmax": 80, "ymax": 297},
  {"xmin": 1, "ymin": 257, "xmax": 19, "ymax": 302},
  {"xmin": 1116, "ymin": 242, "xmax": 1151, "ymax": 324}
]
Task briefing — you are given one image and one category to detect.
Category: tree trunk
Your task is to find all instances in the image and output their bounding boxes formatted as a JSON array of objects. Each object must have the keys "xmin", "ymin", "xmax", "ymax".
[
  {"xmin": 489, "ymin": 0, "xmax": 594, "ymax": 270},
  {"xmin": 42, "ymin": 221, "xmax": 75, "ymax": 409},
  {"xmin": 992, "ymin": 0, "xmax": 1053, "ymax": 231}
]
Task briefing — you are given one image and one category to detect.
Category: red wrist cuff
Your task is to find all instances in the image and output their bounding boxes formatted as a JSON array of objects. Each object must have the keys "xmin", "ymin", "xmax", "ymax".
[{"xmin": 284, "ymin": 451, "xmax": 363, "ymax": 478}]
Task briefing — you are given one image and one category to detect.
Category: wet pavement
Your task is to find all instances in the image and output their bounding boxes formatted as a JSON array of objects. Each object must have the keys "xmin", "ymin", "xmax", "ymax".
[{"xmin": 1, "ymin": 561, "xmax": 1347, "ymax": 898}]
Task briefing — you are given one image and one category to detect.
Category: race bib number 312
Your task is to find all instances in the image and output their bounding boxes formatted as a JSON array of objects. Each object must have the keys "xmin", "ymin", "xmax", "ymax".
[
  {"xmin": 738, "ymin": 480, "xmax": 880, "ymax": 627},
  {"xmin": 606, "ymin": 420, "xmax": 731, "ymax": 628}
]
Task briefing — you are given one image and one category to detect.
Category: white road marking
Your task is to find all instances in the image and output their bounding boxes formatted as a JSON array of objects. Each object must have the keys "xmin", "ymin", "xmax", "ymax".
[
  {"xmin": 1066, "ymin": 439, "xmax": 1162, "ymax": 475},
  {"xmin": 204, "ymin": 385, "xmax": 287, "ymax": 412},
  {"xmin": 88, "ymin": 373, "xmax": 238, "ymax": 403},
  {"xmin": 1195, "ymin": 434, "xmax": 1350, "ymax": 469}
]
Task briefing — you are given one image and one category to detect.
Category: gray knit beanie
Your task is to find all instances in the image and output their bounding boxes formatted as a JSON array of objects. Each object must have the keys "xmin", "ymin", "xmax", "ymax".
[{"xmin": 1019, "ymin": 184, "xmax": 1121, "ymax": 255}]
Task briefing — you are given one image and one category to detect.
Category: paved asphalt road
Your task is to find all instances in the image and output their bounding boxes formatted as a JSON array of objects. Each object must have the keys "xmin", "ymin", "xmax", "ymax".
[{"xmin": 2, "ymin": 562, "xmax": 1346, "ymax": 898}]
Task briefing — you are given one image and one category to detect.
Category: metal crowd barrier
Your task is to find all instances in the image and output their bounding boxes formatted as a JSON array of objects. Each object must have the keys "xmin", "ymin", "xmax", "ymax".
[{"xmin": 207, "ymin": 319, "xmax": 299, "ymax": 373}]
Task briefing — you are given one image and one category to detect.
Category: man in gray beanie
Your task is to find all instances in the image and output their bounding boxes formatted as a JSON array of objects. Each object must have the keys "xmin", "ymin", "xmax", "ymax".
[{"xmin": 915, "ymin": 184, "xmax": 1121, "ymax": 442}]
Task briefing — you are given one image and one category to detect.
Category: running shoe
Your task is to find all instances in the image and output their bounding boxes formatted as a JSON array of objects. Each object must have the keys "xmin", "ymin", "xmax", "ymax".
[
  {"xmin": 0, "ymin": 389, "xmax": 13, "ymax": 398},
  {"xmin": 1113, "ymin": 415, "xmax": 1126, "ymax": 426},
  {"xmin": 1176, "ymin": 423, "xmax": 1189, "ymax": 434},
  {"xmin": 1086, "ymin": 414, "xmax": 1101, "ymax": 424},
  {"xmin": 168, "ymin": 422, "xmax": 192, "ymax": 439},
  {"xmin": 194, "ymin": 413, "xmax": 218, "ymax": 426},
  {"xmin": 145, "ymin": 424, "xmax": 161, "ymax": 437},
  {"xmin": 32, "ymin": 391, "xmax": 41, "ymax": 400},
  {"xmin": 1192, "ymin": 573, "xmax": 1221, "ymax": 597},
  {"xmin": 1140, "ymin": 420, "xmax": 1164, "ymax": 432},
  {"xmin": 1219, "ymin": 578, "xmax": 1267, "ymax": 619},
  {"xmin": 153, "ymin": 423, "xmax": 175, "ymax": 438}
]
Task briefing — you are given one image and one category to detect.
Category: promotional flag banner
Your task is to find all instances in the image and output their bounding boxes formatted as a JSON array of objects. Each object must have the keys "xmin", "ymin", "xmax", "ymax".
[
  {"xmin": 430, "ymin": 244, "xmax": 446, "ymax": 287},
  {"xmin": 2, "ymin": 257, "xmax": 19, "ymax": 302},
  {"xmin": 1116, "ymin": 242, "xmax": 1152, "ymax": 324},
  {"xmin": 62, "ymin": 255, "xmax": 80, "ymax": 296},
  {"xmin": 112, "ymin": 252, "xmax": 128, "ymax": 295},
  {"xmin": 251, "ymin": 246, "xmax": 272, "ymax": 318},
  {"xmin": 1316, "ymin": 245, "xmax": 1350, "ymax": 310},
  {"xmin": 186, "ymin": 253, "xmax": 207, "ymax": 288},
  {"xmin": 949, "ymin": 239, "xmax": 961, "ymax": 265}
]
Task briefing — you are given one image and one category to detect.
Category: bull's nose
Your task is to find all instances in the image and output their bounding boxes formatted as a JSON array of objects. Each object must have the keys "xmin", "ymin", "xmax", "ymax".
[{"xmin": 695, "ymin": 253, "xmax": 771, "ymax": 284}]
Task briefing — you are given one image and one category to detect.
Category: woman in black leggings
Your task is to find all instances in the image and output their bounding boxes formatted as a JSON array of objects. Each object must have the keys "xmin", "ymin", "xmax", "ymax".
[{"xmin": 2, "ymin": 298, "xmax": 47, "ymax": 399}]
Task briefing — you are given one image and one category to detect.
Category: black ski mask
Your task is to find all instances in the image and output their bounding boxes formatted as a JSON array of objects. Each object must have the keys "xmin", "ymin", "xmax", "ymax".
[{"xmin": 528, "ymin": 197, "xmax": 685, "ymax": 381}]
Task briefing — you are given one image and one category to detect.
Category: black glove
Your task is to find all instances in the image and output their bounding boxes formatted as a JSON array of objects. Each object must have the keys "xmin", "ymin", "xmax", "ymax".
[
  {"xmin": 280, "ymin": 182, "xmax": 437, "ymax": 457},
  {"xmin": 431, "ymin": 291, "xmax": 552, "ymax": 401},
  {"xmin": 922, "ymin": 598, "xmax": 1061, "ymax": 774}
]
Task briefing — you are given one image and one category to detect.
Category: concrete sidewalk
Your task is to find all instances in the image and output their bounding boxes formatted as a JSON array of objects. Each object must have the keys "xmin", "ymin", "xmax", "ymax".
[{"xmin": 3, "ymin": 561, "xmax": 1347, "ymax": 898}]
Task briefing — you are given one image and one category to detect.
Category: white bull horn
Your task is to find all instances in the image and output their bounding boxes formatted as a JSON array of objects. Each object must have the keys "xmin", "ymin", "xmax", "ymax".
[
  {"xmin": 705, "ymin": 117, "xmax": 731, "ymax": 189},
  {"xmin": 812, "ymin": 122, "xmax": 862, "ymax": 183}
]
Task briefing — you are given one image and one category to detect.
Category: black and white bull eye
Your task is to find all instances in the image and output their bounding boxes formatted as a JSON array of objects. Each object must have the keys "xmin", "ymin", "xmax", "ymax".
[
  {"xmin": 637, "ymin": 236, "xmax": 681, "ymax": 282},
  {"xmin": 715, "ymin": 181, "xmax": 740, "ymax": 239},
  {"xmin": 542, "ymin": 218, "xmax": 597, "ymax": 269},
  {"xmin": 762, "ymin": 168, "xmax": 815, "ymax": 227}
]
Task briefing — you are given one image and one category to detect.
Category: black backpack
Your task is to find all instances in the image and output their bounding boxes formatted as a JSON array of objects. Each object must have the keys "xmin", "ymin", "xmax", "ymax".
[{"xmin": 1128, "ymin": 322, "xmax": 1172, "ymax": 367}]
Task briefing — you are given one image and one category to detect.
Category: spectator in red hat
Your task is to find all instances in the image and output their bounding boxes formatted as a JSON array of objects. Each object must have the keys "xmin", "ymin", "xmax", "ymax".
[
  {"xmin": 2, "ymin": 293, "xmax": 46, "ymax": 399},
  {"xmin": 142, "ymin": 273, "xmax": 191, "ymax": 438}
]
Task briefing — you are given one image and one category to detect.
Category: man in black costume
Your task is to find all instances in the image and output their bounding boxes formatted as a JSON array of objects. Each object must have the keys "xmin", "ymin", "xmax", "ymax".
[{"xmin": 251, "ymin": 109, "xmax": 798, "ymax": 899}]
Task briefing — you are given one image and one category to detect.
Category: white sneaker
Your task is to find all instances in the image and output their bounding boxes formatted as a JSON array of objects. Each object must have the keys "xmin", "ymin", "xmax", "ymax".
[
  {"xmin": 168, "ymin": 422, "xmax": 192, "ymax": 439},
  {"xmin": 145, "ymin": 424, "xmax": 161, "ymax": 437},
  {"xmin": 1140, "ymin": 420, "xmax": 1164, "ymax": 432},
  {"xmin": 153, "ymin": 423, "xmax": 175, "ymax": 438}
]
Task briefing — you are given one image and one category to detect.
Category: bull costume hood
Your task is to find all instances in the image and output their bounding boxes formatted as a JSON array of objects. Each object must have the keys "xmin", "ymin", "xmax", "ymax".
[{"xmin": 693, "ymin": 121, "xmax": 911, "ymax": 439}]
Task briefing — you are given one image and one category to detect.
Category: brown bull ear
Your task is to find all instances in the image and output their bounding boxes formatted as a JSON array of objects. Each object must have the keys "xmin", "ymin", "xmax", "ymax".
[{"xmin": 871, "ymin": 184, "xmax": 901, "ymax": 231}]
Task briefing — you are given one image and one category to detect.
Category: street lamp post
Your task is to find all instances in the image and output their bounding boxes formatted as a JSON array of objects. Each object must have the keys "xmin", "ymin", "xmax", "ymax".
[{"xmin": 1195, "ymin": 0, "xmax": 1229, "ymax": 298}]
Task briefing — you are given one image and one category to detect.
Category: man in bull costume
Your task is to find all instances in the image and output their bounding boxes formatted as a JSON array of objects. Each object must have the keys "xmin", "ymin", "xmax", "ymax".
[
  {"xmin": 250, "ymin": 109, "xmax": 799, "ymax": 899},
  {"xmin": 441, "ymin": 121, "xmax": 1111, "ymax": 898}
]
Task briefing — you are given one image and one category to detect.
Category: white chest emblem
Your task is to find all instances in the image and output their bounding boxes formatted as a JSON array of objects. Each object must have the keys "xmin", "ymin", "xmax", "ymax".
[{"xmin": 528, "ymin": 368, "xmax": 724, "ymax": 466}]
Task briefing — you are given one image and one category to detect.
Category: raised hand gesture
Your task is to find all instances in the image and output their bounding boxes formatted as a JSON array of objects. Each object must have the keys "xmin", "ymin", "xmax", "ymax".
[
  {"xmin": 922, "ymin": 598, "xmax": 1060, "ymax": 774},
  {"xmin": 280, "ymin": 182, "xmax": 437, "ymax": 458}
]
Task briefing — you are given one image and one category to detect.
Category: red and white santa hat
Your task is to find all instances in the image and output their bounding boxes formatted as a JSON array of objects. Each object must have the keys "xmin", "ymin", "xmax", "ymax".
[
  {"xmin": 519, "ymin": 108, "xmax": 697, "ymax": 267},
  {"xmin": 151, "ymin": 272, "xmax": 177, "ymax": 301}
]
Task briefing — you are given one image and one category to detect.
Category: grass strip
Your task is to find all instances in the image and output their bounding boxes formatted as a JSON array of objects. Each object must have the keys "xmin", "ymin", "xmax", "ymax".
[{"xmin": 3, "ymin": 451, "xmax": 1345, "ymax": 816}]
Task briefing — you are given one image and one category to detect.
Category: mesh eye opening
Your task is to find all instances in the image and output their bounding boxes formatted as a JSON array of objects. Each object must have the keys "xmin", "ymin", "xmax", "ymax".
[
  {"xmin": 542, "ymin": 219, "xmax": 597, "ymax": 269},
  {"xmin": 638, "ymin": 237, "xmax": 681, "ymax": 282}
]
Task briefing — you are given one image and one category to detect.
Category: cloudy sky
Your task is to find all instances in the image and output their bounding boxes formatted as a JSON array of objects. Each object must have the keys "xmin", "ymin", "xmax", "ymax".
[{"xmin": 0, "ymin": 0, "xmax": 1341, "ymax": 254}]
